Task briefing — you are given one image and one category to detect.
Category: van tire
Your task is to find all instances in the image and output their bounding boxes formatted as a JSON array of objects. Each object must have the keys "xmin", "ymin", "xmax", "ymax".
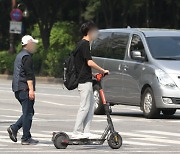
[
  {"xmin": 142, "ymin": 87, "xmax": 160, "ymax": 119},
  {"xmin": 162, "ymin": 109, "xmax": 176, "ymax": 116},
  {"xmin": 93, "ymin": 84, "xmax": 105, "ymax": 115}
]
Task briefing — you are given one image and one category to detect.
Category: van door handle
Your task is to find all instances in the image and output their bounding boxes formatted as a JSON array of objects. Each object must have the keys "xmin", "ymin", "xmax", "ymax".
[
  {"xmin": 123, "ymin": 65, "xmax": 129, "ymax": 71},
  {"xmin": 118, "ymin": 64, "xmax": 121, "ymax": 71}
]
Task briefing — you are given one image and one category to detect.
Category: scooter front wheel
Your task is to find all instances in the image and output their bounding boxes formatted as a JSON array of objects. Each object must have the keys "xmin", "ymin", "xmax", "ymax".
[
  {"xmin": 108, "ymin": 132, "xmax": 122, "ymax": 149},
  {"xmin": 53, "ymin": 132, "xmax": 69, "ymax": 149}
]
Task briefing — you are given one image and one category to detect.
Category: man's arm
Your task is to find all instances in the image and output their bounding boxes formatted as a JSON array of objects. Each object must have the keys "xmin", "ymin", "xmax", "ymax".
[
  {"xmin": 22, "ymin": 56, "xmax": 35, "ymax": 100},
  {"xmin": 82, "ymin": 42, "xmax": 109, "ymax": 74},
  {"xmin": 87, "ymin": 60, "xmax": 109, "ymax": 74},
  {"xmin": 27, "ymin": 80, "xmax": 35, "ymax": 100}
]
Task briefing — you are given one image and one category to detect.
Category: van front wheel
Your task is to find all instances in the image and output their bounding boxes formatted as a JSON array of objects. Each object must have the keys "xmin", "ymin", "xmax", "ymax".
[{"xmin": 142, "ymin": 87, "xmax": 160, "ymax": 119}]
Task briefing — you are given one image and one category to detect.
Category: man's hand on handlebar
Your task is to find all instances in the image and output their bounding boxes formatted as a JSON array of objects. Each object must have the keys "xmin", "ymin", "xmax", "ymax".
[
  {"xmin": 87, "ymin": 60, "xmax": 109, "ymax": 75},
  {"xmin": 102, "ymin": 69, "xmax": 109, "ymax": 75},
  {"xmin": 92, "ymin": 69, "xmax": 109, "ymax": 78}
]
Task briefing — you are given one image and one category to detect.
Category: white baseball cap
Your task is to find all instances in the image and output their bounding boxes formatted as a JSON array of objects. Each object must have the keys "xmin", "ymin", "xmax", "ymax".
[{"xmin": 21, "ymin": 35, "xmax": 38, "ymax": 46}]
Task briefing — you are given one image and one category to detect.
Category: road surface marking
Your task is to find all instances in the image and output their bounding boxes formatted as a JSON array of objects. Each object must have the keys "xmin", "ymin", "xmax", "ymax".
[
  {"xmin": 131, "ymin": 137, "xmax": 180, "ymax": 145},
  {"xmin": 0, "ymin": 89, "xmax": 79, "ymax": 98},
  {"xmin": 39, "ymin": 100, "xmax": 79, "ymax": 107},
  {"xmin": 138, "ymin": 130, "xmax": 180, "ymax": 137},
  {"xmin": 124, "ymin": 140, "xmax": 166, "ymax": 146},
  {"xmin": 0, "ymin": 108, "xmax": 21, "ymax": 113}
]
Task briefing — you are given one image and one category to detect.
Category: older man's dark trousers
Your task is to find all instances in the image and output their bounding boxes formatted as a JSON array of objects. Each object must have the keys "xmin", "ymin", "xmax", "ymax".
[{"xmin": 11, "ymin": 90, "xmax": 34, "ymax": 141}]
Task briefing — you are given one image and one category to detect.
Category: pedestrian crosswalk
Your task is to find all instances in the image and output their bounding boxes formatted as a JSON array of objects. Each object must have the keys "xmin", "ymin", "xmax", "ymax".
[
  {"xmin": 0, "ymin": 130, "xmax": 53, "ymax": 147},
  {"xmin": 91, "ymin": 130, "xmax": 173, "ymax": 147},
  {"xmin": 0, "ymin": 128, "xmax": 180, "ymax": 148}
]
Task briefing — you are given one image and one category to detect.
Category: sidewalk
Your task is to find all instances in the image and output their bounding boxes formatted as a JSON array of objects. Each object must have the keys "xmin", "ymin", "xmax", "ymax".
[{"xmin": 0, "ymin": 74, "xmax": 63, "ymax": 84}]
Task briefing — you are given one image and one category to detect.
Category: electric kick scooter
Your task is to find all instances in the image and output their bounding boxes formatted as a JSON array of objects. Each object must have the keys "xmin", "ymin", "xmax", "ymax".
[{"xmin": 52, "ymin": 73, "xmax": 122, "ymax": 149}]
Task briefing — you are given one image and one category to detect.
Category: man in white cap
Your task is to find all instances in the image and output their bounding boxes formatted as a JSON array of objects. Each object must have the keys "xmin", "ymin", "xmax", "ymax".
[{"xmin": 7, "ymin": 35, "xmax": 39, "ymax": 145}]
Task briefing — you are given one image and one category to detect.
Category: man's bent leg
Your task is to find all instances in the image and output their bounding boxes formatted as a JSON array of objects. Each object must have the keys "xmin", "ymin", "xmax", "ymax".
[
  {"xmin": 7, "ymin": 91, "xmax": 22, "ymax": 142},
  {"xmin": 11, "ymin": 115, "xmax": 23, "ymax": 132}
]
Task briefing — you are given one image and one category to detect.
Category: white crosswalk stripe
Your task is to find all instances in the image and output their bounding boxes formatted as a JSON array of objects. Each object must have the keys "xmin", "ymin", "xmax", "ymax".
[
  {"xmin": 124, "ymin": 140, "xmax": 166, "ymax": 146},
  {"xmin": 138, "ymin": 130, "xmax": 180, "ymax": 137},
  {"xmin": 0, "ymin": 144, "xmax": 7, "ymax": 147}
]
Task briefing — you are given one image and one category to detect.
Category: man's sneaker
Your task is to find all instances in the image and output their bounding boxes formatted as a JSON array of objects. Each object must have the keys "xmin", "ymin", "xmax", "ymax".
[
  {"xmin": 7, "ymin": 126, "xmax": 17, "ymax": 142},
  {"xmin": 71, "ymin": 133, "xmax": 88, "ymax": 139},
  {"xmin": 21, "ymin": 138, "xmax": 39, "ymax": 145},
  {"xmin": 83, "ymin": 133, "xmax": 101, "ymax": 139}
]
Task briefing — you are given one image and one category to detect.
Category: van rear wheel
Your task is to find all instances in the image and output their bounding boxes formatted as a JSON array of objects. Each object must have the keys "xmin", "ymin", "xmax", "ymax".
[
  {"xmin": 162, "ymin": 109, "xmax": 176, "ymax": 116},
  {"xmin": 142, "ymin": 87, "xmax": 160, "ymax": 119},
  {"xmin": 93, "ymin": 84, "xmax": 105, "ymax": 115}
]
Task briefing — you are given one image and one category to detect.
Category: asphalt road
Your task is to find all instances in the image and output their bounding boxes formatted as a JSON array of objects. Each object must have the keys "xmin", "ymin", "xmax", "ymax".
[{"xmin": 1, "ymin": 79, "xmax": 180, "ymax": 154}]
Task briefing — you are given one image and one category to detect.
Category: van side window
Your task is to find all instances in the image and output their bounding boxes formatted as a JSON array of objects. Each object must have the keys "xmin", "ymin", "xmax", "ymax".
[
  {"xmin": 91, "ymin": 32, "xmax": 111, "ymax": 57},
  {"xmin": 130, "ymin": 35, "xmax": 145, "ymax": 58},
  {"xmin": 106, "ymin": 33, "xmax": 129, "ymax": 60}
]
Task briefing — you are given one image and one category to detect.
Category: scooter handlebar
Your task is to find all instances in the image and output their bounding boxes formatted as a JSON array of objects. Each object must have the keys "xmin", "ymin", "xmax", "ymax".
[
  {"xmin": 103, "ymin": 72, "xmax": 109, "ymax": 76},
  {"xmin": 94, "ymin": 72, "xmax": 109, "ymax": 81}
]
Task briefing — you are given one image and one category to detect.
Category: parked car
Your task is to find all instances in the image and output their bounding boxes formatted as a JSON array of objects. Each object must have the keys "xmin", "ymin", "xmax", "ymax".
[{"xmin": 91, "ymin": 28, "xmax": 180, "ymax": 118}]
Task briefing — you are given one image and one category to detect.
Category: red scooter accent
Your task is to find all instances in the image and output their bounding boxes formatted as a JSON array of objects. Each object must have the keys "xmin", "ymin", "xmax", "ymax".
[
  {"xmin": 99, "ymin": 89, "xmax": 106, "ymax": 104},
  {"xmin": 95, "ymin": 73, "xmax": 108, "ymax": 105},
  {"xmin": 95, "ymin": 73, "xmax": 104, "ymax": 82}
]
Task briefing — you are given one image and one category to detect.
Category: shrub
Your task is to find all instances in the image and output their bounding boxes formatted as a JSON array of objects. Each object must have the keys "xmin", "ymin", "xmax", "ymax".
[
  {"xmin": 43, "ymin": 48, "xmax": 69, "ymax": 77},
  {"xmin": 0, "ymin": 51, "xmax": 42, "ymax": 75},
  {"xmin": 0, "ymin": 21, "xmax": 78, "ymax": 77},
  {"xmin": 42, "ymin": 22, "xmax": 77, "ymax": 77},
  {"xmin": 32, "ymin": 53, "xmax": 43, "ymax": 75},
  {"xmin": 0, "ymin": 51, "xmax": 16, "ymax": 74}
]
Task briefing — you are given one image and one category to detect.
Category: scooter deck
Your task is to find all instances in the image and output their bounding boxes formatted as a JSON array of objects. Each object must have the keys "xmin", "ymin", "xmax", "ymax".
[
  {"xmin": 52, "ymin": 132, "xmax": 106, "ymax": 145},
  {"xmin": 62, "ymin": 138, "xmax": 106, "ymax": 145}
]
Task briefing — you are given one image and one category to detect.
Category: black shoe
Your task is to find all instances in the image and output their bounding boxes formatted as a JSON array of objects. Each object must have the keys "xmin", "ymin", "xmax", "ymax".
[
  {"xmin": 7, "ymin": 126, "xmax": 17, "ymax": 142},
  {"xmin": 21, "ymin": 138, "xmax": 39, "ymax": 145}
]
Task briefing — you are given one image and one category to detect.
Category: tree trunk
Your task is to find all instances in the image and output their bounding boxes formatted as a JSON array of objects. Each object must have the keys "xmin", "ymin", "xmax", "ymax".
[
  {"xmin": 146, "ymin": 0, "xmax": 150, "ymax": 27},
  {"xmin": 101, "ymin": 0, "xmax": 110, "ymax": 27},
  {"xmin": 38, "ymin": 22, "xmax": 51, "ymax": 74},
  {"xmin": 78, "ymin": 0, "xmax": 83, "ymax": 24},
  {"xmin": 39, "ymin": 26, "xmax": 50, "ymax": 51}
]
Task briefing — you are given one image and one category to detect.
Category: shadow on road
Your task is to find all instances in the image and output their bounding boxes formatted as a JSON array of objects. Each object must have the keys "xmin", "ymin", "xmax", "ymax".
[
  {"xmin": 77, "ymin": 144, "xmax": 110, "ymax": 150},
  {"xmin": 111, "ymin": 111, "xmax": 180, "ymax": 120},
  {"xmin": 112, "ymin": 112, "xmax": 144, "ymax": 118}
]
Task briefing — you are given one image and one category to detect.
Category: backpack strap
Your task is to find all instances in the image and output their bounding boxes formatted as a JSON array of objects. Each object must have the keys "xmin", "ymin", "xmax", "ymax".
[
  {"xmin": 73, "ymin": 40, "xmax": 86, "ymax": 56},
  {"xmin": 74, "ymin": 40, "xmax": 87, "ymax": 83},
  {"xmin": 76, "ymin": 63, "xmax": 85, "ymax": 83}
]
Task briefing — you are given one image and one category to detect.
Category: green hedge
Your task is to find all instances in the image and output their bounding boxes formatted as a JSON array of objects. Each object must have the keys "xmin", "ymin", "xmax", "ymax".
[
  {"xmin": 0, "ymin": 21, "xmax": 78, "ymax": 77},
  {"xmin": 42, "ymin": 22, "xmax": 77, "ymax": 77},
  {"xmin": 0, "ymin": 51, "xmax": 16, "ymax": 74},
  {"xmin": 0, "ymin": 51, "xmax": 42, "ymax": 75}
]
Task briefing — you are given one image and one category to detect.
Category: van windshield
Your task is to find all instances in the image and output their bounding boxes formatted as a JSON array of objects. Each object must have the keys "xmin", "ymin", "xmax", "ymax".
[{"xmin": 146, "ymin": 37, "xmax": 180, "ymax": 60}]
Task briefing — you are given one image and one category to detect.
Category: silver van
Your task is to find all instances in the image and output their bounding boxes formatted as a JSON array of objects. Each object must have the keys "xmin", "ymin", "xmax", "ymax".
[{"xmin": 92, "ymin": 28, "xmax": 180, "ymax": 118}]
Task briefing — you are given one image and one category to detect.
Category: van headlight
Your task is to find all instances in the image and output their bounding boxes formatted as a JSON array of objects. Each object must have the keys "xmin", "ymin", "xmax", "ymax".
[{"xmin": 155, "ymin": 69, "xmax": 177, "ymax": 88}]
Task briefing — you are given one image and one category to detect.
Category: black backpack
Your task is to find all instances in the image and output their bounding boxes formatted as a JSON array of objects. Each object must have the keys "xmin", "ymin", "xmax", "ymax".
[{"xmin": 63, "ymin": 43, "xmax": 84, "ymax": 90}]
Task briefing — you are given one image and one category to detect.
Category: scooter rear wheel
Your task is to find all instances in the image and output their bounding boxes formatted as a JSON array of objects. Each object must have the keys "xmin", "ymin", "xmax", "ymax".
[
  {"xmin": 108, "ymin": 132, "xmax": 122, "ymax": 149},
  {"xmin": 53, "ymin": 132, "xmax": 69, "ymax": 149}
]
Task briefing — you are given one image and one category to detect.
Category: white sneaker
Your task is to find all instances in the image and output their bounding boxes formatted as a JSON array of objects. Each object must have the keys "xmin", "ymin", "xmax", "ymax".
[
  {"xmin": 71, "ymin": 133, "xmax": 88, "ymax": 139},
  {"xmin": 83, "ymin": 133, "xmax": 101, "ymax": 139}
]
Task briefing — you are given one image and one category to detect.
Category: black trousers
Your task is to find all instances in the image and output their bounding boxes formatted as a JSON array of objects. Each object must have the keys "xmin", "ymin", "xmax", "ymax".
[{"xmin": 11, "ymin": 90, "xmax": 35, "ymax": 141}]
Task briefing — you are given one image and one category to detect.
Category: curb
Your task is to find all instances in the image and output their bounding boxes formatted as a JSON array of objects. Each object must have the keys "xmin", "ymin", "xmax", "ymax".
[{"xmin": 0, "ymin": 74, "xmax": 63, "ymax": 84}]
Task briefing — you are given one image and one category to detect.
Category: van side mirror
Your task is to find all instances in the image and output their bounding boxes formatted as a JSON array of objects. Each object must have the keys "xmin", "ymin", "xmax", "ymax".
[{"xmin": 131, "ymin": 50, "xmax": 146, "ymax": 61}]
